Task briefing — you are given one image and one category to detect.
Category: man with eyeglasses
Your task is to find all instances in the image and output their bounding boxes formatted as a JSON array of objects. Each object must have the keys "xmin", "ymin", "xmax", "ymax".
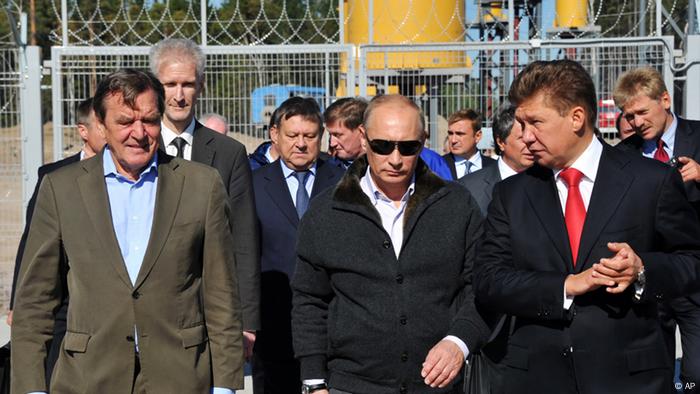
[{"xmin": 291, "ymin": 94, "xmax": 493, "ymax": 394}]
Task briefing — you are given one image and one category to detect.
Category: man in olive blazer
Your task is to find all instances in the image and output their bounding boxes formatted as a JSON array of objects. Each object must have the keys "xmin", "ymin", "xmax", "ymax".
[{"xmin": 11, "ymin": 69, "xmax": 244, "ymax": 393}]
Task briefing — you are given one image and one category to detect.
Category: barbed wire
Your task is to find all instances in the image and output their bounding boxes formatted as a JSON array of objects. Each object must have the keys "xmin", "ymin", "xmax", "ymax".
[{"xmin": 0, "ymin": 0, "xmax": 687, "ymax": 48}]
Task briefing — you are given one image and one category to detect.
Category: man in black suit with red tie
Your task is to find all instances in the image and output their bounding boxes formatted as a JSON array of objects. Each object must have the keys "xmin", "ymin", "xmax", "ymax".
[
  {"xmin": 474, "ymin": 59, "xmax": 700, "ymax": 393},
  {"xmin": 614, "ymin": 67, "xmax": 700, "ymax": 392}
]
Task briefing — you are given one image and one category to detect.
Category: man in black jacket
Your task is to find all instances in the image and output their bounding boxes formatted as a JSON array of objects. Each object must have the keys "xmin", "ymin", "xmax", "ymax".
[
  {"xmin": 291, "ymin": 94, "xmax": 492, "ymax": 394},
  {"xmin": 150, "ymin": 38, "xmax": 260, "ymax": 359},
  {"xmin": 614, "ymin": 67, "xmax": 700, "ymax": 392}
]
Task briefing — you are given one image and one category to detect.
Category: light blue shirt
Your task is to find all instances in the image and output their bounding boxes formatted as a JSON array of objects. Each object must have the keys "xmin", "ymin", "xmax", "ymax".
[
  {"xmin": 454, "ymin": 151, "xmax": 484, "ymax": 178},
  {"xmin": 641, "ymin": 113, "xmax": 677, "ymax": 158},
  {"xmin": 280, "ymin": 159, "xmax": 317, "ymax": 206},
  {"xmin": 103, "ymin": 147, "xmax": 158, "ymax": 285}
]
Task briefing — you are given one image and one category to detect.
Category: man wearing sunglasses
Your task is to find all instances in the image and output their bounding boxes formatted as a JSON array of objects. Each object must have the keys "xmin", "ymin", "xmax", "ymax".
[{"xmin": 292, "ymin": 94, "xmax": 492, "ymax": 394}]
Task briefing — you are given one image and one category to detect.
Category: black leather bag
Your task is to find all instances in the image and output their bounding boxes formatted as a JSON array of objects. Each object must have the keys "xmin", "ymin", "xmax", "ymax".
[
  {"xmin": 463, "ymin": 352, "xmax": 490, "ymax": 394},
  {"xmin": 0, "ymin": 343, "xmax": 10, "ymax": 394}
]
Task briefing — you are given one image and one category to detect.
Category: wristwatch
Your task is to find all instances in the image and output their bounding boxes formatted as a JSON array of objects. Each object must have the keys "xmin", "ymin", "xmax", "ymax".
[
  {"xmin": 634, "ymin": 266, "xmax": 646, "ymax": 302},
  {"xmin": 302, "ymin": 383, "xmax": 328, "ymax": 394}
]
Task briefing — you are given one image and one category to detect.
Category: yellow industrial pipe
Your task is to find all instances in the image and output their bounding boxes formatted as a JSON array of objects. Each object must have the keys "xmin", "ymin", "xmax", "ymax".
[{"xmin": 555, "ymin": 0, "xmax": 588, "ymax": 29}]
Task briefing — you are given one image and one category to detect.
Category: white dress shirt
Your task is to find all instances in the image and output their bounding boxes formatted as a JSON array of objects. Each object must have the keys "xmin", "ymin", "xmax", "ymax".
[
  {"xmin": 552, "ymin": 137, "xmax": 602, "ymax": 310},
  {"xmin": 497, "ymin": 157, "xmax": 519, "ymax": 180},
  {"xmin": 454, "ymin": 151, "xmax": 484, "ymax": 178},
  {"xmin": 161, "ymin": 119, "xmax": 195, "ymax": 160}
]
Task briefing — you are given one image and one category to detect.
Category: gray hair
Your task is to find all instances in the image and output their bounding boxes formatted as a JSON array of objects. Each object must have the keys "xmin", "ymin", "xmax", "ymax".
[
  {"xmin": 492, "ymin": 102, "xmax": 516, "ymax": 156},
  {"xmin": 149, "ymin": 38, "xmax": 206, "ymax": 82},
  {"xmin": 200, "ymin": 112, "xmax": 227, "ymax": 124}
]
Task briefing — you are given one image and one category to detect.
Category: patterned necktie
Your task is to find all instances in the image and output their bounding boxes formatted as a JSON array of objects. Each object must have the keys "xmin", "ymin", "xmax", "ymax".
[
  {"xmin": 653, "ymin": 138, "xmax": 669, "ymax": 162},
  {"xmin": 560, "ymin": 168, "xmax": 586, "ymax": 267},
  {"xmin": 294, "ymin": 171, "xmax": 310, "ymax": 218},
  {"xmin": 171, "ymin": 137, "xmax": 186, "ymax": 159}
]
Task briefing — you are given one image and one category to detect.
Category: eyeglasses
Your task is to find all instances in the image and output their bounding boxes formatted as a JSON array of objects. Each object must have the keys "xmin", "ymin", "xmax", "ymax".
[{"xmin": 367, "ymin": 138, "xmax": 423, "ymax": 156}]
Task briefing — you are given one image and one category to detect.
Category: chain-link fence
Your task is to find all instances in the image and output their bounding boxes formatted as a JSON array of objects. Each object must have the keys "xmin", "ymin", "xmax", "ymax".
[
  {"xmin": 51, "ymin": 45, "xmax": 354, "ymax": 157},
  {"xmin": 0, "ymin": 47, "xmax": 22, "ymax": 310},
  {"xmin": 359, "ymin": 37, "xmax": 673, "ymax": 150}
]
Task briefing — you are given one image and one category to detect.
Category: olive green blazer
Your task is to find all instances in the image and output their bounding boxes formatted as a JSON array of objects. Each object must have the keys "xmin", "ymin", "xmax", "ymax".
[{"xmin": 12, "ymin": 151, "xmax": 244, "ymax": 393}]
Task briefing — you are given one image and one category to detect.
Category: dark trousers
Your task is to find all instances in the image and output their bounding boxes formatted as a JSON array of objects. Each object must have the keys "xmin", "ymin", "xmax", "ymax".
[
  {"xmin": 659, "ymin": 297, "xmax": 700, "ymax": 393},
  {"xmin": 251, "ymin": 345, "xmax": 300, "ymax": 394}
]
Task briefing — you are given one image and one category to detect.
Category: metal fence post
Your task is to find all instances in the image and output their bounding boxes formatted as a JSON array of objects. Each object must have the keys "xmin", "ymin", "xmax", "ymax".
[
  {"xmin": 684, "ymin": 35, "xmax": 700, "ymax": 119},
  {"xmin": 19, "ymin": 45, "xmax": 42, "ymax": 214}
]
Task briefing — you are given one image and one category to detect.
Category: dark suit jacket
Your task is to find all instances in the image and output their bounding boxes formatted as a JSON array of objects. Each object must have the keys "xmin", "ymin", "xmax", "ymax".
[
  {"xmin": 10, "ymin": 152, "xmax": 80, "ymax": 309},
  {"xmin": 617, "ymin": 116, "xmax": 700, "ymax": 212},
  {"xmin": 443, "ymin": 152, "xmax": 496, "ymax": 180},
  {"xmin": 458, "ymin": 163, "xmax": 501, "ymax": 216},
  {"xmin": 12, "ymin": 151, "xmax": 244, "ymax": 393},
  {"xmin": 191, "ymin": 122, "xmax": 261, "ymax": 331},
  {"xmin": 252, "ymin": 158, "xmax": 343, "ymax": 359},
  {"xmin": 474, "ymin": 143, "xmax": 700, "ymax": 393}
]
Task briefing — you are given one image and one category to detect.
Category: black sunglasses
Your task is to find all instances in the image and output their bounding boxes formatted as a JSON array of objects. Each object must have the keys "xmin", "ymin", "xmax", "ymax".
[{"xmin": 367, "ymin": 138, "xmax": 423, "ymax": 156}]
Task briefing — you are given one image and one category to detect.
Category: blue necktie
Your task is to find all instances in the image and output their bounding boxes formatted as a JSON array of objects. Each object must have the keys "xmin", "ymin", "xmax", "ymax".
[{"xmin": 294, "ymin": 171, "xmax": 310, "ymax": 218}]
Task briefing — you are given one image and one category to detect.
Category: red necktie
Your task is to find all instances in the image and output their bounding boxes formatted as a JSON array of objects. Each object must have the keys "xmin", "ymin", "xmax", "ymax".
[
  {"xmin": 653, "ymin": 138, "xmax": 669, "ymax": 162},
  {"xmin": 560, "ymin": 168, "xmax": 586, "ymax": 267}
]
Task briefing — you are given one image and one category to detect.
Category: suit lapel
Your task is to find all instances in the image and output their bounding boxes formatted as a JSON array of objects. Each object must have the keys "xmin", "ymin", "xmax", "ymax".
[
  {"xmin": 264, "ymin": 160, "xmax": 300, "ymax": 228},
  {"xmin": 482, "ymin": 165, "xmax": 500, "ymax": 202},
  {"xmin": 77, "ymin": 153, "xmax": 133, "ymax": 289},
  {"xmin": 524, "ymin": 167, "xmax": 573, "ymax": 271},
  {"xmin": 191, "ymin": 122, "xmax": 215, "ymax": 166},
  {"xmin": 575, "ymin": 146, "xmax": 634, "ymax": 272},
  {"xmin": 134, "ymin": 155, "xmax": 184, "ymax": 289},
  {"xmin": 673, "ymin": 117, "xmax": 697, "ymax": 158},
  {"xmin": 311, "ymin": 159, "xmax": 340, "ymax": 198}
]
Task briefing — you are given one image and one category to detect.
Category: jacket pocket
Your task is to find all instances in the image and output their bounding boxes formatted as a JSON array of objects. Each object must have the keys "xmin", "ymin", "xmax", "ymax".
[
  {"xmin": 625, "ymin": 346, "xmax": 670, "ymax": 373},
  {"xmin": 180, "ymin": 324, "xmax": 208, "ymax": 348},
  {"xmin": 503, "ymin": 343, "xmax": 529, "ymax": 370},
  {"xmin": 63, "ymin": 331, "xmax": 91, "ymax": 353}
]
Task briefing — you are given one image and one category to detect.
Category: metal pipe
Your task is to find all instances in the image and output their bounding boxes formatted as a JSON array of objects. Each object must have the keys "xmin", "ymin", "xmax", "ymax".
[
  {"xmin": 655, "ymin": 0, "xmax": 662, "ymax": 36},
  {"xmin": 368, "ymin": 0, "xmax": 373, "ymax": 44},
  {"xmin": 508, "ymin": 0, "xmax": 514, "ymax": 40},
  {"xmin": 201, "ymin": 0, "xmax": 207, "ymax": 46},
  {"xmin": 339, "ymin": 0, "xmax": 344, "ymax": 44},
  {"xmin": 61, "ymin": 0, "xmax": 67, "ymax": 45}
]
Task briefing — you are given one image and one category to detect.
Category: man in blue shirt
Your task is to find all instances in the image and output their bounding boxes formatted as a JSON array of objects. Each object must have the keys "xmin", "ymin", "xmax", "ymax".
[{"xmin": 11, "ymin": 69, "xmax": 244, "ymax": 393}]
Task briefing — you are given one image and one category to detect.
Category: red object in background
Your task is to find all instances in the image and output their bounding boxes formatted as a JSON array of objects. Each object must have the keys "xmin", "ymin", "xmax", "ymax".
[{"xmin": 598, "ymin": 98, "xmax": 619, "ymax": 128}]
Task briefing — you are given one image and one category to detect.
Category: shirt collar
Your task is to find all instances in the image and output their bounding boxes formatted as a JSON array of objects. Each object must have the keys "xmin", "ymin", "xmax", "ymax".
[
  {"xmin": 497, "ymin": 157, "xmax": 518, "ymax": 180},
  {"xmin": 553, "ymin": 136, "xmax": 602, "ymax": 184},
  {"xmin": 161, "ymin": 118, "xmax": 196, "ymax": 148},
  {"xmin": 454, "ymin": 151, "xmax": 482, "ymax": 167},
  {"xmin": 279, "ymin": 158, "xmax": 317, "ymax": 179},
  {"xmin": 361, "ymin": 166, "xmax": 415, "ymax": 205},
  {"xmin": 641, "ymin": 112, "xmax": 677, "ymax": 155},
  {"xmin": 103, "ymin": 146, "xmax": 159, "ymax": 182}
]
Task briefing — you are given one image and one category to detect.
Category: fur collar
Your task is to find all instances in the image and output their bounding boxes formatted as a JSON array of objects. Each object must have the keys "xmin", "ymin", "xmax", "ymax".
[{"xmin": 332, "ymin": 155, "xmax": 447, "ymax": 221}]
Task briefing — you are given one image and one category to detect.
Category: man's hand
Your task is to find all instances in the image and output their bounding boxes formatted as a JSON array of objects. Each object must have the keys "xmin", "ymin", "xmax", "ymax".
[
  {"xmin": 5, "ymin": 310, "xmax": 11, "ymax": 326},
  {"xmin": 564, "ymin": 267, "xmax": 614, "ymax": 297},
  {"xmin": 243, "ymin": 330, "xmax": 256, "ymax": 360},
  {"xmin": 592, "ymin": 242, "xmax": 643, "ymax": 294},
  {"xmin": 677, "ymin": 156, "xmax": 700, "ymax": 183},
  {"xmin": 421, "ymin": 340, "xmax": 464, "ymax": 388}
]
